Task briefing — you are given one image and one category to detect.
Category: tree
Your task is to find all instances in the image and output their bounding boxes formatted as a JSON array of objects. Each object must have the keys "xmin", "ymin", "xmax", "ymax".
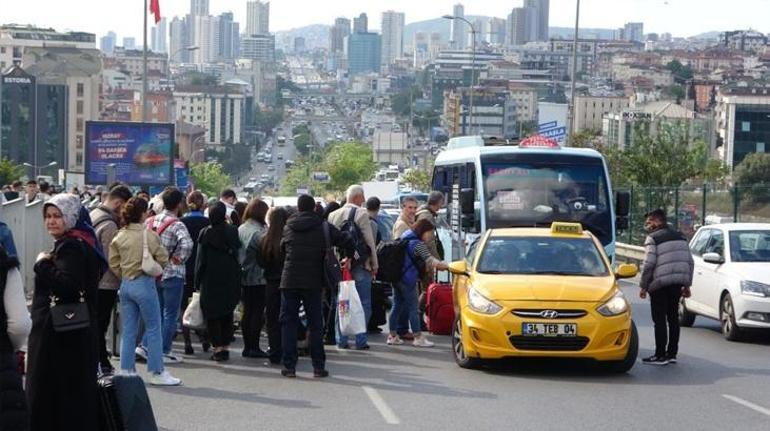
[
  {"xmin": 189, "ymin": 161, "xmax": 231, "ymax": 198},
  {"xmin": 391, "ymin": 86, "xmax": 421, "ymax": 118},
  {"xmin": 665, "ymin": 60, "xmax": 694, "ymax": 82},
  {"xmin": 734, "ymin": 153, "xmax": 770, "ymax": 203},
  {"xmin": 323, "ymin": 142, "xmax": 377, "ymax": 193},
  {"xmin": 254, "ymin": 109, "xmax": 284, "ymax": 135},
  {"xmin": 569, "ymin": 129, "xmax": 601, "ymax": 148},
  {"xmin": 401, "ymin": 169, "xmax": 432, "ymax": 192},
  {"xmin": 0, "ymin": 159, "xmax": 25, "ymax": 187}
]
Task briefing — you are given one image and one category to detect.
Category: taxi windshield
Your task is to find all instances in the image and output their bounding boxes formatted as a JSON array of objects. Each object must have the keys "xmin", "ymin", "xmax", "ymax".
[{"xmin": 477, "ymin": 237, "xmax": 609, "ymax": 276}]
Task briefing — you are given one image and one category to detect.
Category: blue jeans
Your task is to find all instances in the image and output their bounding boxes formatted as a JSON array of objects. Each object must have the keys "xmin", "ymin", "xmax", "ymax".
[
  {"xmin": 336, "ymin": 265, "xmax": 372, "ymax": 348},
  {"xmin": 119, "ymin": 276, "xmax": 164, "ymax": 374},
  {"xmin": 390, "ymin": 281, "xmax": 420, "ymax": 335},
  {"xmin": 143, "ymin": 277, "xmax": 184, "ymax": 354}
]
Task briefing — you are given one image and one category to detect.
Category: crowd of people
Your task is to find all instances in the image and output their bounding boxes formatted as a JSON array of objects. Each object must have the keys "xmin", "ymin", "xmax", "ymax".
[{"xmin": 0, "ymin": 180, "xmax": 449, "ymax": 430}]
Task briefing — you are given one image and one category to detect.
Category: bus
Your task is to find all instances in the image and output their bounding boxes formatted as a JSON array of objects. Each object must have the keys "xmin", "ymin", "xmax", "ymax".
[{"xmin": 432, "ymin": 136, "xmax": 629, "ymax": 263}]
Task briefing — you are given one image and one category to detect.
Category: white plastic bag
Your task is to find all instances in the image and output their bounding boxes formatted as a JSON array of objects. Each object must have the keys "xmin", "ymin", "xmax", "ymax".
[
  {"xmin": 337, "ymin": 280, "xmax": 366, "ymax": 336},
  {"xmin": 183, "ymin": 292, "xmax": 206, "ymax": 330}
]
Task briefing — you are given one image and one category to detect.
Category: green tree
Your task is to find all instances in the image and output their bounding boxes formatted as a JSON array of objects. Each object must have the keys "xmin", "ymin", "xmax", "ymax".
[
  {"xmin": 0, "ymin": 159, "xmax": 25, "ymax": 187},
  {"xmin": 734, "ymin": 152, "xmax": 770, "ymax": 203},
  {"xmin": 569, "ymin": 129, "xmax": 601, "ymax": 148},
  {"xmin": 254, "ymin": 109, "xmax": 284, "ymax": 135},
  {"xmin": 323, "ymin": 142, "xmax": 377, "ymax": 192},
  {"xmin": 401, "ymin": 169, "xmax": 432, "ymax": 192},
  {"xmin": 665, "ymin": 60, "xmax": 694, "ymax": 82},
  {"xmin": 391, "ymin": 86, "xmax": 421, "ymax": 118},
  {"xmin": 189, "ymin": 161, "xmax": 231, "ymax": 198}
]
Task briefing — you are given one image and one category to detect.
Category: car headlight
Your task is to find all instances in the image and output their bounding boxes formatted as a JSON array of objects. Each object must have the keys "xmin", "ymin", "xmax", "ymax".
[
  {"xmin": 740, "ymin": 280, "xmax": 770, "ymax": 298},
  {"xmin": 468, "ymin": 286, "xmax": 503, "ymax": 315},
  {"xmin": 596, "ymin": 290, "xmax": 629, "ymax": 316}
]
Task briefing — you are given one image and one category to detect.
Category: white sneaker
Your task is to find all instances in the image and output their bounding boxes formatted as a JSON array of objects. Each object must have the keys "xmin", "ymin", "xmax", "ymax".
[
  {"xmin": 149, "ymin": 371, "xmax": 182, "ymax": 386},
  {"xmin": 413, "ymin": 335, "xmax": 435, "ymax": 348},
  {"xmin": 134, "ymin": 346, "xmax": 148, "ymax": 362},
  {"xmin": 163, "ymin": 353, "xmax": 184, "ymax": 364},
  {"xmin": 386, "ymin": 335, "xmax": 404, "ymax": 345}
]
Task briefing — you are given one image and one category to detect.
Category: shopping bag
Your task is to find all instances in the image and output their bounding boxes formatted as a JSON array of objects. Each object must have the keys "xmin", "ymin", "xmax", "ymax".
[
  {"xmin": 337, "ymin": 279, "xmax": 366, "ymax": 336},
  {"xmin": 182, "ymin": 292, "xmax": 206, "ymax": 330}
]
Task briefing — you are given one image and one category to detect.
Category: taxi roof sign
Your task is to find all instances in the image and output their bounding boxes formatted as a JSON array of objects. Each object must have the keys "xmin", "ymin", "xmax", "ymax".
[{"xmin": 551, "ymin": 222, "xmax": 583, "ymax": 235}]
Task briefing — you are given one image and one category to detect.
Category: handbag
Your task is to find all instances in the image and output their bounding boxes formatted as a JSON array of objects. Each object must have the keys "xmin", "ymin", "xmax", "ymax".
[
  {"xmin": 322, "ymin": 222, "xmax": 342, "ymax": 289},
  {"xmin": 337, "ymin": 269, "xmax": 366, "ymax": 336},
  {"xmin": 182, "ymin": 292, "xmax": 206, "ymax": 330},
  {"xmin": 50, "ymin": 290, "xmax": 90, "ymax": 332},
  {"xmin": 141, "ymin": 229, "xmax": 163, "ymax": 277}
]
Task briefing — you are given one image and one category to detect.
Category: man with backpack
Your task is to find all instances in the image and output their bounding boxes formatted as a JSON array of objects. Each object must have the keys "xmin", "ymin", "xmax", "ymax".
[
  {"xmin": 90, "ymin": 184, "xmax": 133, "ymax": 374},
  {"xmin": 328, "ymin": 185, "xmax": 379, "ymax": 350},
  {"xmin": 137, "ymin": 188, "xmax": 193, "ymax": 364},
  {"xmin": 366, "ymin": 196, "xmax": 389, "ymax": 333}
]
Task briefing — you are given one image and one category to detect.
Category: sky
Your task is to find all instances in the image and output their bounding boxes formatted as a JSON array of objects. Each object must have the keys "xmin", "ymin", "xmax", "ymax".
[{"xmin": 3, "ymin": 0, "xmax": 768, "ymax": 41}]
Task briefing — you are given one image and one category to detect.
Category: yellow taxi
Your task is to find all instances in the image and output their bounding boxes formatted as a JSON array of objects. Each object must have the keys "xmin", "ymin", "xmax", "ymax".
[{"xmin": 448, "ymin": 222, "xmax": 639, "ymax": 372}]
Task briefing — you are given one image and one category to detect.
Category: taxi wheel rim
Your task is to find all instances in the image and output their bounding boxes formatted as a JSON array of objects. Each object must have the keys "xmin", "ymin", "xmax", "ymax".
[
  {"xmin": 722, "ymin": 297, "xmax": 733, "ymax": 335},
  {"xmin": 453, "ymin": 320, "xmax": 466, "ymax": 361}
]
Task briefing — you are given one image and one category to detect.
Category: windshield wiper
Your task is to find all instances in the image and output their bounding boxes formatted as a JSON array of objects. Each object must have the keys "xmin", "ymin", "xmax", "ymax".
[
  {"xmin": 528, "ymin": 271, "xmax": 586, "ymax": 276},
  {"xmin": 478, "ymin": 270, "xmax": 504, "ymax": 274}
]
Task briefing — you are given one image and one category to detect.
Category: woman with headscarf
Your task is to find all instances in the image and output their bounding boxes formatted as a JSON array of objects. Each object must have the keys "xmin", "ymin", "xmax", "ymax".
[
  {"xmin": 25, "ymin": 194, "xmax": 106, "ymax": 431},
  {"xmin": 195, "ymin": 202, "xmax": 241, "ymax": 361}
]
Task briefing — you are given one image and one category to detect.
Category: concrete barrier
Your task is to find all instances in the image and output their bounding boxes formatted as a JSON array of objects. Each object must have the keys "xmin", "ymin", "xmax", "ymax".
[
  {"xmin": 616, "ymin": 242, "xmax": 645, "ymax": 265},
  {"xmin": 2, "ymin": 198, "xmax": 53, "ymax": 297}
]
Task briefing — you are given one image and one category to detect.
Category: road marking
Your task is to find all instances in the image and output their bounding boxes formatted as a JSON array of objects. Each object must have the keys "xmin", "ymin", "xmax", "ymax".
[
  {"xmin": 362, "ymin": 386, "xmax": 400, "ymax": 425},
  {"xmin": 722, "ymin": 394, "xmax": 770, "ymax": 417}
]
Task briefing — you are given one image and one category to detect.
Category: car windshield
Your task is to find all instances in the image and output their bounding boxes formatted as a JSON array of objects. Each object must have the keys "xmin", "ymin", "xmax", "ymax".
[
  {"xmin": 482, "ymin": 160, "xmax": 612, "ymax": 245},
  {"xmin": 729, "ymin": 230, "xmax": 770, "ymax": 262},
  {"xmin": 477, "ymin": 237, "xmax": 609, "ymax": 276}
]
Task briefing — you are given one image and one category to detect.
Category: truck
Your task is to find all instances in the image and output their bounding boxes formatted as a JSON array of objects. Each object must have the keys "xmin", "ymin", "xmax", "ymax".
[{"xmin": 362, "ymin": 181, "xmax": 400, "ymax": 204}]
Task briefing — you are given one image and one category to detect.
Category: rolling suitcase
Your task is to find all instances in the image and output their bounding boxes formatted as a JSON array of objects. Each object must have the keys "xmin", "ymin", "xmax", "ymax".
[
  {"xmin": 98, "ymin": 374, "xmax": 159, "ymax": 431},
  {"xmin": 98, "ymin": 375, "xmax": 125, "ymax": 431},
  {"xmin": 425, "ymin": 282, "xmax": 454, "ymax": 335}
]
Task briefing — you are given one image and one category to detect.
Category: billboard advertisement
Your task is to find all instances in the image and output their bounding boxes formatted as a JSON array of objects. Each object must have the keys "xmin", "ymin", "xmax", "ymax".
[{"xmin": 85, "ymin": 121, "xmax": 175, "ymax": 186}]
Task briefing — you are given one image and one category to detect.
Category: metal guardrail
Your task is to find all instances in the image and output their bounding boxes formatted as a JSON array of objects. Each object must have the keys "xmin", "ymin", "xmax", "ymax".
[{"xmin": 616, "ymin": 242, "xmax": 645, "ymax": 265}]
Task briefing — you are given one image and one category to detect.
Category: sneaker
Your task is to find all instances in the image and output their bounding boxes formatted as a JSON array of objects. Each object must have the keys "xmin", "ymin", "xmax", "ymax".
[
  {"xmin": 642, "ymin": 355, "xmax": 669, "ymax": 365},
  {"xmin": 386, "ymin": 335, "xmax": 404, "ymax": 345},
  {"xmin": 336, "ymin": 344, "xmax": 350, "ymax": 350},
  {"xmin": 667, "ymin": 355, "xmax": 677, "ymax": 364},
  {"xmin": 134, "ymin": 346, "xmax": 148, "ymax": 363},
  {"xmin": 313, "ymin": 369, "xmax": 330, "ymax": 378},
  {"xmin": 163, "ymin": 353, "xmax": 184, "ymax": 364},
  {"xmin": 149, "ymin": 371, "xmax": 182, "ymax": 386},
  {"xmin": 399, "ymin": 332, "xmax": 415, "ymax": 341},
  {"xmin": 281, "ymin": 369, "xmax": 296, "ymax": 378},
  {"xmin": 354, "ymin": 344, "xmax": 371, "ymax": 351},
  {"xmin": 413, "ymin": 335, "xmax": 435, "ymax": 348}
]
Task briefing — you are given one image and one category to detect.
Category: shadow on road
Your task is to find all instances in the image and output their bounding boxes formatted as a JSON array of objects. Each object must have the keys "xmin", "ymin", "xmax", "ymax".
[{"xmin": 154, "ymin": 384, "xmax": 318, "ymax": 409}]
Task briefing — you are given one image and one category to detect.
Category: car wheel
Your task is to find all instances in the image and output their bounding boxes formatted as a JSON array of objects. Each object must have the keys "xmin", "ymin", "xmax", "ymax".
[
  {"xmin": 606, "ymin": 321, "xmax": 639, "ymax": 374},
  {"xmin": 451, "ymin": 317, "xmax": 481, "ymax": 369},
  {"xmin": 678, "ymin": 298, "xmax": 696, "ymax": 327},
  {"xmin": 721, "ymin": 293, "xmax": 744, "ymax": 341}
]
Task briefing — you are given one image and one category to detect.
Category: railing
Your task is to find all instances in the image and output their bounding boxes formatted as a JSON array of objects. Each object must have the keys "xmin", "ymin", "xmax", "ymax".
[
  {"xmin": 2, "ymin": 198, "xmax": 52, "ymax": 298},
  {"xmin": 616, "ymin": 242, "xmax": 645, "ymax": 265}
]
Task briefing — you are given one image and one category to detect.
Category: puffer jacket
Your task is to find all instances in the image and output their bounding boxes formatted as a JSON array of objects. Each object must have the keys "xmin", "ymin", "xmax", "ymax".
[{"xmin": 640, "ymin": 227, "xmax": 694, "ymax": 293}]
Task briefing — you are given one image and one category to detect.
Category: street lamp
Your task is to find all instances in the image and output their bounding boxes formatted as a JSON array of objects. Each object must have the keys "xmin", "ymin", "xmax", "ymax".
[
  {"xmin": 167, "ymin": 46, "xmax": 199, "ymax": 91},
  {"xmin": 23, "ymin": 161, "xmax": 57, "ymax": 178},
  {"xmin": 443, "ymin": 14, "xmax": 477, "ymax": 136},
  {"xmin": 567, "ymin": 0, "xmax": 581, "ymax": 143}
]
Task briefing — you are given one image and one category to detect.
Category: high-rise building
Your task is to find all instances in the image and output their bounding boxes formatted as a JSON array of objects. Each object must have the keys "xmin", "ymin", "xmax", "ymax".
[
  {"xmin": 623, "ymin": 22, "xmax": 644, "ymax": 42},
  {"xmin": 246, "ymin": 1, "xmax": 270, "ymax": 36},
  {"xmin": 218, "ymin": 12, "xmax": 240, "ymax": 61},
  {"xmin": 169, "ymin": 17, "xmax": 189, "ymax": 62},
  {"xmin": 523, "ymin": 0, "xmax": 549, "ymax": 41},
  {"xmin": 192, "ymin": 16, "xmax": 218, "ymax": 63},
  {"xmin": 0, "ymin": 25, "xmax": 96, "ymax": 69},
  {"xmin": 507, "ymin": 7, "xmax": 537, "ymax": 46},
  {"xmin": 353, "ymin": 13, "xmax": 368, "ymax": 34},
  {"xmin": 488, "ymin": 18, "xmax": 507, "ymax": 45},
  {"xmin": 450, "ymin": 4, "xmax": 467, "ymax": 50},
  {"xmin": 330, "ymin": 17, "xmax": 351, "ymax": 53},
  {"xmin": 348, "ymin": 32, "xmax": 381, "ymax": 75},
  {"xmin": 241, "ymin": 34, "xmax": 275, "ymax": 63},
  {"xmin": 190, "ymin": 0, "xmax": 209, "ymax": 16},
  {"xmin": 151, "ymin": 18, "xmax": 168, "ymax": 53},
  {"xmin": 429, "ymin": 33, "xmax": 442, "ymax": 60},
  {"xmin": 100, "ymin": 31, "xmax": 117, "ymax": 55},
  {"xmin": 413, "ymin": 32, "xmax": 429, "ymax": 68},
  {"xmin": 123, "ymin": 37, "xmax": 136, "ymax": 50},
  {"xmin": 381, "ymin": 11, "xmax": 405, "ymax": 68}
]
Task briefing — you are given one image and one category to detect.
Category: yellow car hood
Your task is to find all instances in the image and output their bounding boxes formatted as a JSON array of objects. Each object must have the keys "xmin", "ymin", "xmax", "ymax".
[{"xmin": 471, "ymin": 273, "xmax": 617, "ymax": 303}]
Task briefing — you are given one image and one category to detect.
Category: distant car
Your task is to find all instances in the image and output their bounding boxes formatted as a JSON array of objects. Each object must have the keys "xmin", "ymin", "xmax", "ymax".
[
  {"xmin": 277, "ymin": 153, "xmax": 284, "ymax": 160},
  {"xmin": 681, "ymin": 223, "xmax": 770, "ymax": 340},
  {"xmin": 267, "ymin": 165, "xmax": 275, "ymax": 171}
]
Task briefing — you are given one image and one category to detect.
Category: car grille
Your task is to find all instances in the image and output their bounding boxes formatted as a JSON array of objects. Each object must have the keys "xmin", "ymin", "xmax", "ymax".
[
  {"xmin": 512, "ymin": 309, "xmax": 588, "ymax": 319},
  {"xmin": 509, "ymin": 336, "xmax": 590, "ymax": 351}
]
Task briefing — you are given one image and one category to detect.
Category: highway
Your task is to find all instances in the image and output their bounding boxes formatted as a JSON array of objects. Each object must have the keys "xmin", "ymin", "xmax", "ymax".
[{"xmin": 143, "ymin": 279, "xmax": 770, "ymax": 431}]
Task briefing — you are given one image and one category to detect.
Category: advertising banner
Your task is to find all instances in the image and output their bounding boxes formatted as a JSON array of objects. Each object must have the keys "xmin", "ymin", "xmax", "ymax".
[{"xmin": 85, "ymin": 121, "xmax": 175, "ymax": 186}]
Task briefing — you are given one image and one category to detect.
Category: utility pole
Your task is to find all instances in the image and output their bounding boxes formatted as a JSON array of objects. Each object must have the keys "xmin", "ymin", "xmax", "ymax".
[
  {"xmin": 142, "ymin": 0, "xmax": 149, "ymax": 122},
  {"xmin": 567, "ymin": 0, "xmax": 581, "ymax": 144}
]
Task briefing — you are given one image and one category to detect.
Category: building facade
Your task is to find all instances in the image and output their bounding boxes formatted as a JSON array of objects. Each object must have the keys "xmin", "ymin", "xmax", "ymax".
[
  {"xmin": 151, "ymin": 18, "xmax": 168, "ymax": 54},
  {"xmin": 241, "ymin": 35, "xmax": 275, "ymax": 63},
  {"xmin": 573, "ymin": 94, "xmax": 630, "ymax": 132},
  {"xmin": 173, "ymin": 85, "xmax": 246, "ymax": 146},
  {"xmin": 443, "ymin": 87, "xmax": 516, "ymax": 138},
  {"xmin": 246, "ymin": 0, "xmax": 270, "ymax": 36},
  {"xmin": 523, "ymin": 0, "xmax": 550, "ymax": 41},
  {"xmin": 348, "ymin": 33, "xmax": 382, "ymax": 76},
  {"xmin": 353, "ymin": 13, "xmax": 369, "ymax": 34},
  {"xmin": 381, "ymin": 11, "xmax": 405, "ymax": 69},
  {"xmin": 450, "ymin": 4, "xmax": 467, "ymax": 50},
  {"xmin": 330, "ymin": 18, "xmax": 351, "ymax": 53},
  {"xmin": 0, "ymin": 25, "xmax": 96, "ymax": 70},
  {"xmin": 715, "ymin": 82, "xmax": 770, "ymax": 167}
]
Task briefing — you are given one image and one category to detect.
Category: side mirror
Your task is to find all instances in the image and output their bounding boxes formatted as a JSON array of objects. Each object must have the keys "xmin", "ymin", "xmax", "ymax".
[
  {"xmin": 448, "ymin": 261, "xmax": 468, "ymax": 276},
  {"xmin": 460, "ymin": 188, "xmax": 475, "ymax": 215},
  {"xmin": 615, "ymin": 263, "xmax": 638, "ymax": 279},
  {"xmin": 702, "ymin": 252, "xmax": 724, "ymax": 264},
  {"xmin": 615, "ymin": 191, "xmax": 630, "ymax": 218},
  {"xmin": 616, "ymin": 216, "xmax": 629, "ymax": 231}
]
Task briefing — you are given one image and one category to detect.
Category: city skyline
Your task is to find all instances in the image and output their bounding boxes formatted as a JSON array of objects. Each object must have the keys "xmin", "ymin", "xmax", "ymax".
[{"xmin": 3, "ymin": 0, "xmax": 769, "ymax": 43}]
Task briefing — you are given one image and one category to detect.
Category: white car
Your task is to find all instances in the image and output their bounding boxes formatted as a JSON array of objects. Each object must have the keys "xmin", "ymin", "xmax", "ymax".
[{"xmin": 680, "ymin": 223, "xmax": 770, "ymax": 340}]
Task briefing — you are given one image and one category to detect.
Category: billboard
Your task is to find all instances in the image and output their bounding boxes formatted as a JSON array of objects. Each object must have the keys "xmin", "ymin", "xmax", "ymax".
[{"xmin": 85, "ymin": 121, "xmax": 175, "ymax": 186}]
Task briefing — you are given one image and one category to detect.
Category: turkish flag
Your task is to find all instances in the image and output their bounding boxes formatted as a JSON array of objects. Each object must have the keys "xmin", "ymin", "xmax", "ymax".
[{"xmin": 150, "ymin": 0, "xmax": 161, "ymax": 24}]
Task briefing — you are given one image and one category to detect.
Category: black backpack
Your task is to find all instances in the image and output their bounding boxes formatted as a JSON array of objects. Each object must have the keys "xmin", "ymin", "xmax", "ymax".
[
  {"xmin": 340, "ymin": 208, "xmax": 370, "ymax": 263},
  {"xmin": 376, "ymin": 239, "xmax": 410, "ymax": 283}
]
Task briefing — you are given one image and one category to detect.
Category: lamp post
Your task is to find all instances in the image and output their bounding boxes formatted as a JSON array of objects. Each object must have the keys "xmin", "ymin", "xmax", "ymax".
[
  {"xmin": 443, "ymin": 15, "xmax": 477, "ymax": 136},
  {"xmin": 23, "ymin": 161, "xmax": 57, "ymax": 179},
  {"xmin": 167, "ymin": 46, "xmax": 199, "ymax": 90},
  {"xmin": 567, "ymin": 0, "xmax": 581, "ymax": 144}
]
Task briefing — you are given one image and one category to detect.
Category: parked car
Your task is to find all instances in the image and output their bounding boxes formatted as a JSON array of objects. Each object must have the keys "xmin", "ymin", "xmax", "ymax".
[{"xmin": 680, "ymin": 223, "xmax": 770, "ymax": 340}]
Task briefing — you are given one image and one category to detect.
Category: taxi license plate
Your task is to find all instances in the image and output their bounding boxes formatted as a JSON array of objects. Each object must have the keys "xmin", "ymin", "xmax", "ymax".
[{"xmin": 522, "ymin": 323, "xmax": 577, "ymax": 337}]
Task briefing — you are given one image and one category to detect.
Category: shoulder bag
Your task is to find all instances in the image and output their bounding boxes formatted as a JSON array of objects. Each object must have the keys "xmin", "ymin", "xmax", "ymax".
[{"xmin": 141, "ymin": 229, "xmax": 164, "ymax": 277}]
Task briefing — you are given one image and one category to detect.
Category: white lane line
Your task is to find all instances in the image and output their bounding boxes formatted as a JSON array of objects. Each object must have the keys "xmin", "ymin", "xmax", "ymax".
[
  {"xmin": 362, "ymin": 386, "xmax": 400, "ymax": 425},
  {"xmin": 722, "ymin": 394, "xmax": 770, "ymax": 417}
]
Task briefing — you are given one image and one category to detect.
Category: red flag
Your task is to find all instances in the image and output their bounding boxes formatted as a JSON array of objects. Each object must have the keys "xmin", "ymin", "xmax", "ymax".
[{"xmin": 150, "ymin": 0, "xmax": 161, "ymax": 24}]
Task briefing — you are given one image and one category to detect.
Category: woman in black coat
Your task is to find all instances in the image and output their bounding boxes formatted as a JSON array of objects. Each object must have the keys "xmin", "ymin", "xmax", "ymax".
[
  {"xmin": 195, "ymin": 202, "xmax": 241, "ymax": 361},
  {"xmin": 26, "ymin": 194, "xmax": 105, "ymax": 431},
  {"xmin": 256, "ymin": 207, "xmax": 289, "ymax": 365}
]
